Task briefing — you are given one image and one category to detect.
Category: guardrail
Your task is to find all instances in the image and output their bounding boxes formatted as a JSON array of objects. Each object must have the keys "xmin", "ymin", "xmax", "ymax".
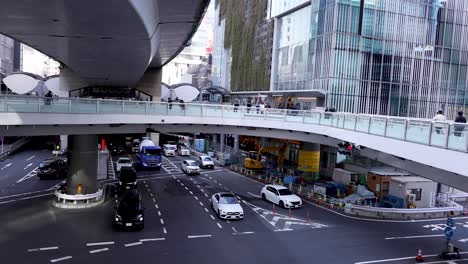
[
  {"xmin": 0, "ymin": 137, "xmax": 30, "ymax": 161},
  {"xmin": 1, "ymin": 95, "xmax": 467, "ymax": 152},
  {"xmin": 53, "ymin": 189, "xmax": 104, "ymax": 209},
  {"xmin": 344, "ymin": 204, "xmax": 463, "ymax": 220}
]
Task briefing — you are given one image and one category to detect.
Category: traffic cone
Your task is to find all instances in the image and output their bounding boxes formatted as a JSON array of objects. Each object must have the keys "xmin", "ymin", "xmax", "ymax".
[{"xmin": 415, "ymin": 248, "xmax": 423, "ymax": 262}]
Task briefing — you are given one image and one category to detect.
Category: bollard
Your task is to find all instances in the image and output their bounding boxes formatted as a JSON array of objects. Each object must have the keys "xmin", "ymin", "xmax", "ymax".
[
  {"xmin": 288, "ymin": 208, "xmax": 291, "ymax": 219},
  {"xmin": 272, "ymin": 204, "xmax": 276, "ymax": 216}
]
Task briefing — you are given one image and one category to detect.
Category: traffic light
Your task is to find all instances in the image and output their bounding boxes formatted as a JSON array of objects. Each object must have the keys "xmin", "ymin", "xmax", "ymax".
[
  {"xmin": 337, "ymin": 142, "xmax": 353, "ymax": 156},
  {"xmin": 55, "ymin": 143, "xmax": 61, "ymax": 151}
]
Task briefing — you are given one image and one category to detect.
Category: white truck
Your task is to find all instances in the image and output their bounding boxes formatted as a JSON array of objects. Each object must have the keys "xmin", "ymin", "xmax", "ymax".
[
  {"xmin": 131, "ymin": 139, "xmax": 140, "ymax": 153},
  {"xmin": 163, "ymin": 142, "xmax": 177, "ymax": 157}
]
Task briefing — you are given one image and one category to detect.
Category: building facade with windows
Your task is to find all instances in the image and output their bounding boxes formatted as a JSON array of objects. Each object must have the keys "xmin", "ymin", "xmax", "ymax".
[{"xmin": 270, "ymin": 0, "xmax": 468, "ymax": 119}]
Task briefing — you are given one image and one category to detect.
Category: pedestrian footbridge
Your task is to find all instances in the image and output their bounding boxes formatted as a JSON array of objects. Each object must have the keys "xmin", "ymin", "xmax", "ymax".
[{"xmin": 1, "ymin": 95, "xmax": 468, "ymax": 191}]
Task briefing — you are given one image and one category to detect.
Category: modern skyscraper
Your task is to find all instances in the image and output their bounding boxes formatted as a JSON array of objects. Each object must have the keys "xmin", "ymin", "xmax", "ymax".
[{"xmin": 270, "ymin": 0, "xmax": 468, "ymax": 119}]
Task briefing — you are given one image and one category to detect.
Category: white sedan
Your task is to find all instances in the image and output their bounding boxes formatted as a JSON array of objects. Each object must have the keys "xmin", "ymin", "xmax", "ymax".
[
  {"xmin": 211, "ymin": 193, "xmax": 244, "ymax": 220},
  {"xmin": 182, "ymin": 160, "xmax": 200, "ymax": 175},
  {"xmin": 260, "ymin": 184, "xmax": 302, "ymax": 208},
  {"xmin": 116, "ymin": 157, "xmax": 133, "ymax": 172}
]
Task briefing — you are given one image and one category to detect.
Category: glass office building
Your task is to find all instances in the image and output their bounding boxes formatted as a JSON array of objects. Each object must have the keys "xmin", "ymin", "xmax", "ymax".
[{"xmin": 271, "ymin": 0, "xmax": 468, "ymax": 119}]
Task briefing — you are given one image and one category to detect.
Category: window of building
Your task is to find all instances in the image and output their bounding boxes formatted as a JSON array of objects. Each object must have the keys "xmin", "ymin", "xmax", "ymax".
[{"xmin": 410, "ymin": 188, "xmax": 422, "ymax": 201}]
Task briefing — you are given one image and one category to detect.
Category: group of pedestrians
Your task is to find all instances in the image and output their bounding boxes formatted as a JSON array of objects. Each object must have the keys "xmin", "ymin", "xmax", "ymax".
[
  {"xmin": 233, "ymin": 100, "xmax": 270, "ymax": 113},
  {"xmin": 432, "ymin": 110, "xmax": 466, "ymax": 136}
]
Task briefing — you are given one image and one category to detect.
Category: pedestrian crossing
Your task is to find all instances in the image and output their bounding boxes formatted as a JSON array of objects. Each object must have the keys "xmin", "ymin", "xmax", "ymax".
[{"xmin": 161, "ymin": 157, "xmax": 182, "ymax": 174}]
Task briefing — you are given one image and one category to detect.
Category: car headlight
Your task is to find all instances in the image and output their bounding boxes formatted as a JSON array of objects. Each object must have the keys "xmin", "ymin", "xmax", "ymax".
[
  {"xmin": 142, "ymin": 162, "xmax": 147, "ymax": 166},
  {"xmin": 137, "ymin": 214, "xmax": 144, "ymax": 221},
  {"xmin": 115, "ymin": 214, "xmax": 122, "ymax": 222},
  {"xmin": 219, "ymin": 210, "xmax": 225, "ymax": 215}
]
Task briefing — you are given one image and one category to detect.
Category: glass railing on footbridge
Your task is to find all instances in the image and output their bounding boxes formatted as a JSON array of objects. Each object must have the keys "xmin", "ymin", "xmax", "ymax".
[{"xmin": 0, "ymin": 95, "xmax": 467, "ymax": 153}]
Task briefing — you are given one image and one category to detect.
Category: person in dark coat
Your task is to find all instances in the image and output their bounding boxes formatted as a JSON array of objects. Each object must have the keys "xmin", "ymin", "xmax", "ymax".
[{"xmin": 454, "ymin": 111, "xmax": 467, "ymax": 136}]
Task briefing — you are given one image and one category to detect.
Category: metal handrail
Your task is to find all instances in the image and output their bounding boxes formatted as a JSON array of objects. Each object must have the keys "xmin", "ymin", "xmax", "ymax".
[{"xmin": 1, "ymin": 95, "xmax": 468, "ymax": 152}]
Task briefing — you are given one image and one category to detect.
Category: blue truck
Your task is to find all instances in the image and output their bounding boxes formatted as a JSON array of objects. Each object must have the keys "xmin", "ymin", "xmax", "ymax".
[{"xmin": 137, "ymin": 138, "xmax": 162, "ymax": 169}]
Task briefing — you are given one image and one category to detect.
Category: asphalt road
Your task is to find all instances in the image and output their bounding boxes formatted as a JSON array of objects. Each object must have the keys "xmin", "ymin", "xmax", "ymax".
[
  {"xmin": 0, "ymin": 148, "xmax": 63, "ymax": 197},
  {"xmin": 2, "ymin": 153, "xmax": 468, "ymax": 263}
]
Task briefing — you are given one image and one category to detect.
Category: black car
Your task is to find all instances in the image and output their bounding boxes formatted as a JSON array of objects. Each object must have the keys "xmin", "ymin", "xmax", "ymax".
[
  {"xmin": 37, "ymin": 159, "xmax": 67, "ymax": 179},
  {"xmin": 111, "ymin": 145, "xmax": 127, "ymax": 155},
  {"xmin": 117, "ymin": 167, "xmax": 137, "ymax": 193},
  {"xmin": 113, "ymin": 190, "xmax": 145, "ymax": 230}
]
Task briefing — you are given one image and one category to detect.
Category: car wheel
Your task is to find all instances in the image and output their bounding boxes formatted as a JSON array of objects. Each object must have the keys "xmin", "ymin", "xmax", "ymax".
[
  {"xmin": 279, "ymin": 200, "xmax": 284, "ymax": 208},
  {"xmin": 262, "ymin": 193, "xmax": 266, "ymax": 201}
]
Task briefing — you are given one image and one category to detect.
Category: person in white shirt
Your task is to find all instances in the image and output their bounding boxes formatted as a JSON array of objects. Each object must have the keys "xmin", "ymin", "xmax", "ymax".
[{"xmin": 433, "ymin": 110, "xmax": 446, "ymax": 134}]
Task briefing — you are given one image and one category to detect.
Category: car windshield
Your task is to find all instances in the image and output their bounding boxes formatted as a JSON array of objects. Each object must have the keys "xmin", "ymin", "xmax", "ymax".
[
  {"xmin": 118, "ymin": 159, "xmax": 131, "ymax": 163},
  {"xmin": 165, "ymin": 146, "xmax": 175, "ymax": 150},
  {"xmin": 39, "ymin": 162, "xmax": 50, "ymax": 168},
  {"xmin": 187, "ymin": 161, "xmax": 197, "ymax": 166},
  {"xmin": 278, "ymin": 189, "xmax": 293, "ymax": 196},
  {"xmin": 203, "ymin": 157, "xmax": 212, "ymax": 161},
  {"xmin": 219, "ymin": 196, "xmax": 238, "ymax": 204},
  {"xmin": 144, "ymin": 149, "xmax": 161, "ymax": 156}
]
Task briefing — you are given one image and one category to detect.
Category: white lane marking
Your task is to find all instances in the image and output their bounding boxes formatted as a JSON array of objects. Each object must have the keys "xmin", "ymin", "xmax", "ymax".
[
  {"xmin": 200, "ymin": 189, "xmax": 205, "ymax": 193},
  {"xmin": 26, "ymin": 155, "xmax": 36, "ymax": 161},
  {"xmin": 163, "ymin": 227, "xmax": 167, "ymax": 234},
  {"xmin": 28, "ymin": 246, "xmax": 59, "ymax": 252},
  {"xmin": 160, "ymin": 219, "xmax": 165, "ymax": 224},
  {"xmin": 172, "ymin": 175, "xmax": 176, "ymax": 179},
  {"xmin": 247, "ymin": 192, "xmax": 261, "ymax": 198},
  {"xmin": 0, "ymin": 192, "xmax": 54, "ymax": 205},
  {"xmin": 155, "ymin": 204, "xmax": 159, "ymax": 209},
  {"xmin": 86, "ymin": 242, "xmax": 115, "ymax": 247},
  {"xmin": 23, "ymin": 162, "xmax": 33, "ymax": 170},
  {"xmin": 180, "ymin": 182, "xmax": 185, "ymax": 186},
  {"xmin": 385, "ymin": 234, "xmax": 445, "ymax": 240},
  {"xmin": 124, "ymin": 242, "xmax": 143, "ymax": 247},
  {"xmin": 184, "ymin": 187, "xmax": 189, "ymax": 190},
  {"xmin": 176, "ymin": 179, "xmax": 181, "ymax": 183},
  {"xmin": 210, "ymin": 215, "xmax": 215, "ymax": 220},
  {"xmin": 189, "ymin": 191, "xmax": 194, "ymax": 195},
  {"xmin": 47, "ymin": 180, "xmax": 66, "ymax": 191},
  {"xmin": 354, "ymin": 254, "xmax": 442, "ymax": 264},
  {"xmin": 194, "ymin": 196, "xmax": 199, "ymax": 200},
  {"xmin": 50, "ymin": 256, "xmax": 72, "ymax": 263},
  {"xmin": 233, "ymin": 231, "xmax": 255, "ymax": 235},
  {"xmin": 208, "ymin": 176, "xmax": 213, "ymax": 179},
  {"xmin": 149, "ymin": 193, "xmax": 153, "ymax": 197},
  {"xmin": 157, "ymin": 211, "xmax": 162, "ymax": 216},
  {"xmin": 204, "ymin": 208, "xmax": 209, "ymax": 213},
  {"xmin": 232, "ymin": 227, "xmax": 238, "ymax": 233},
  {"xmin": 202, "ymin": 169, "xmax": 224, "ymax": 174},
  {"xmin": 217, "ymin": 223, "xmax": 223, "ymax": 229},
  {"xmin": 17, "ymin": 167, "xmax": 39, "ymax": 183},
  {"xmin": 236, "ymin": 196, "xmax": 241, "ymax": 200},
  {"xmin": 188, "ymin": 235, "xmax": 212, "ymax": 239},
  {"xmin": 1, "ymin": 162, "xmax": 12, "ymax": 170},
  {"xmin": 89, "ymin": 248, "xmax": 109, "ymax": 254},
  {"xmin": 152, "ymin": 198, "xmax": 156, "ymax": 202},
  {"xmin": 161, "ymin": 165, "xmax": 170, "ymax": 174},
  {"xmin": 199, "ymin": 202, "xmax": 204, "ymax": 206},
  {"xmin": 140, "ymin": 238, "xmax": 165, "ymax": 242},
  {"xmin": 226, "ymin": 220, "xmax": 231, "ymax": 223},
  {"xmin": 204, "ymin": 193, "xmax": 209, "ymax": 197},
  {"xmin": 274, "ymin": 229, "xmax": 294, "ymax": 232}
]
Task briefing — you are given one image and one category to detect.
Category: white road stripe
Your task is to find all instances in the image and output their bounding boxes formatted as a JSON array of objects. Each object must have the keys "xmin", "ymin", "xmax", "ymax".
[
  {"xmin": 155, "ymin": 204, "xmax": 159, "ymax": 209},
  {"xmin": 23, "ymin": 162, "xmax": 33, "ymax": 170},
  {"xmin": 187, "ymin": 235, "xmax": 212, "ymax": 239},
  {"xmin": 157, "ymin": 211, "xmax": 162, "ymax": 216},
  {"xmin": 384, "ymin": 234, "xmax": 445, "ymax": 240},
  {"xmin": 0, "ymin": 192, "xmax": 54, "ymax": 205},
  {"xmin": 26, "ymin": 155, "xmax": 35, "ymax": 161},
  {"xmin": 217, "ymin": 223, "xmax": 223, "ymax": 229},
  {"xmin": 140, "ymin": 238, "xmax": 165, "ymax": 242},
  {"xmin": 50, "ymin": 256, "xmax": 72, "ymax": 263},
  {"xmin": 204, "ymin": 193, "xmax": 209, "ymax": 197},
  {"xmin": 149, "ymin": 193, "xmax": 153, "ymax": 197},
  {"xmin": 28, "ymin": 246, "xmax": 59, "ymax": 252},
  {"xmin": 354, "ymin": 254, "xmax": 443, "ymax": 264},
  {"xmin": 163, "ymin": 227, "xmax": 167, "ymax": 234},
  {"xmin": 274, "ymin": 229, "xmax": 294, "ymax": 232},
  {"xmin": 204, "ymin": 208, "xmax": 209, "ymax": 213},
  {"xmin": 199, "ymin": 202, "xmax": 204, "ymax": 206},
  {"xmin": 232, "ymin": 227, "xmax": 238, "ymax": 233},
  {"xmin": 233, "ymin": 231, "xmax": 255, "ymax": 235},
  {"xmin": 180, "ymin": 182, "xmax": 185, "ymax": 186},
  {"xmin": 124, "ymin": 242, "xmax": 143, "ymax": 247},
  {"xmin": 152, "ymin": 198, "xmax": 156, "ymax": 202},
  {"xmin": 176, "ymin": 179, "xmax": 180, "ymax": 183},
  {"xmin": 160, "ymin": 219, "xmax": 165, "ymax": 224},
  {"xmin": 210, "ymin": 215, "xmax": 215, "ymax": 220},
  {"xmin": 247, "ymin": 192, "xmax": 261, "ymax": 198},
  {"xmin": 86, "ymin": 242, "xmax": 115, "ymax": 247},
  {"xmin": 194, "ymin": 196, "xmax": 199, "ymax": 200},
  {"xmin": 89, "ymin": 248, "xmax": 109, "ymax": 254},
  {"xmin": 184, "ymin": 187, "xmax": 189, "ymax": 190}
]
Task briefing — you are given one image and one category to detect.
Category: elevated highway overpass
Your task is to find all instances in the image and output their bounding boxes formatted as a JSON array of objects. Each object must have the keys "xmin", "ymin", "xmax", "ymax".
[{"xmin": 1, "ymin": 95, "xmax": 468, "ymax": 192}]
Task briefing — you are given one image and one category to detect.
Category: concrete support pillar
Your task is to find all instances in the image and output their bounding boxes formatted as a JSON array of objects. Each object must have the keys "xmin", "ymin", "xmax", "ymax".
[
  {"xmin": 60, "ymin": 135, "xmax": 68, "ymax": 153},
  {"xmin": 66, "ymin": 135, "xmax": 98, "ymax": 194},
  {"xmin": 220, "ymin": 133, "xmax": 225, "ymax": 153},
  {"xmin": 135, "ymin": 68, "xmax": 162, "ymax": 101},
  {"xmin": 233, "ymin": 135, "xmax": 239, "ymax": 153},
  {"xmin": 261, "ymin": 137, "xmax": 267, "ymax": 147},
  {"xmin": 212, "ymin": 134, "xmax": 218, "ymax": 146}
]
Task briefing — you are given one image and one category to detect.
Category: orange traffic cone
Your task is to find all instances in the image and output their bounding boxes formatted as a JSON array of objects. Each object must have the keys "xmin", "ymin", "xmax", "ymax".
[{"xmin": 415, "ymin": 248, "xmax": 423, "ymax": 262}]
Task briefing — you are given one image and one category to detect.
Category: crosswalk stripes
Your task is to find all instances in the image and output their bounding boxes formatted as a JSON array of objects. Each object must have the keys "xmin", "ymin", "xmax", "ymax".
[
  {"xmin": 17, "ymin": 167, "xmax": 39, "ymax": 183},
  {"xmin": 161, "ymin": 157, "xmax": 182, "ymax": 174},
  {"xmin": 107, "ymin": 154, "xmax": 116, "ymax": 179}
]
